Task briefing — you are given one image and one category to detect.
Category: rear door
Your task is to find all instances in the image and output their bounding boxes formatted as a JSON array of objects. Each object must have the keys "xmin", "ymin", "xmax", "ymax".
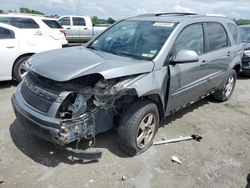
[
  {"xmin": 72, "ymin": 17, "xmax": 92, "ymax": 41},
  {"xmin": 58, "ymin": 16, "xmax": 73, "ymax": 38},
  {"xmin": 202, "ymin": 22, "xmax": 232, "ymax": 90},
  {"xmin": 167, "ymin": 23, "xmax": 209, "ymax": 112},
  {"xmin": 0, "ymin": 27, "xmax": 18, "ymax": 81}
]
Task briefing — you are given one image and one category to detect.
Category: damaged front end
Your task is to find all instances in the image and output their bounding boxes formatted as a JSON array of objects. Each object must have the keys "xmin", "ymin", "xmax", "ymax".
[{"xmin": 12, "ymin": 71, "xmax": 138, "ymax": 160}]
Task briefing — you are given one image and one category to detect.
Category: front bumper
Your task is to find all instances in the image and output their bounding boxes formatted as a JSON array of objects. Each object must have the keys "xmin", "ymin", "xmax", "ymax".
[
  {"xmin": 241, "ymin": 56, "xmax": 250, "ymax": 75},
  {"xmin": 12, "ymin": 87, "xmax": 63, "ymax": 145}
]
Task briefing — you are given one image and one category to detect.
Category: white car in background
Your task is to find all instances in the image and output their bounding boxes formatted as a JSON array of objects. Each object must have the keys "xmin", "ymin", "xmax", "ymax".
[
  {"xmin": 0, "ymin": 14, "xmax": 68, "ymax": 47},
  {"xmin": 0, "ymin": 23, "xmax": 62, "ymax": 82}
]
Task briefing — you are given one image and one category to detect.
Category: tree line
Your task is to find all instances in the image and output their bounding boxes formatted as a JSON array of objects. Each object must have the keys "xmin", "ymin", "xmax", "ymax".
[{"xmin": 0, "ymin": 7, "xmax": 249, "ymax": 25}]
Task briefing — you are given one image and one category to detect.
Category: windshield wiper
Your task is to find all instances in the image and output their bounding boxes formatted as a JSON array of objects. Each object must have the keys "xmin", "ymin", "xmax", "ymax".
[{"xmin": 88, "ymin": 46, "xmax": 100, "ymax": 51}]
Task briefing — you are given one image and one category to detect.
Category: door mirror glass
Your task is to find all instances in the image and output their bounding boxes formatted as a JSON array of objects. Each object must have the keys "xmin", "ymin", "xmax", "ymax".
[{"xmin": 171, "ymin": 49, "xmax": 199, "ymax": 64}]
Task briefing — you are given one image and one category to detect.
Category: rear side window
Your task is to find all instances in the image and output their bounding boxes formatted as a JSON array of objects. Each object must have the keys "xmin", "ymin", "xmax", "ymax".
[
  {"xmin": 174, "ymin": 24, "xmax": 204, "ymax": 55},
  {"xmin": 0, "ymin": 17, "xmax": 39, "ymax": 29},
  {"xmin": 227, "ymin": 23, "xmax": 242, "ymax": 45},
  {"xmin": 0, "ymin": 27, "xmax": 15, "ymax": 39},
  {"xmin": 207, "ymin": 22, "xmax": 229, "ymax": 51},
  {"xmin": 73, "ymin": 17, "xmax": 86, "ymax": 26},
  {"xmin": 42, "ymin": 19, "xmax": 63, "ymax": 29},
  {"xmin": 58, "ymin": 17, "xmax": 70, "ymax": 26}
]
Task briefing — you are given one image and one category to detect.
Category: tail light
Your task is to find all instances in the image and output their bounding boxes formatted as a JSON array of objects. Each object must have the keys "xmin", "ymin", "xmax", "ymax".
[{"xmin": 60, "ymin": 30, "xmax": 66, "ymax": 37}]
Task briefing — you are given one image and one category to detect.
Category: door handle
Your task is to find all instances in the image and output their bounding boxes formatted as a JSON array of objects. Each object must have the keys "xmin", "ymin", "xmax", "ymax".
[
  {"xmin": 200, "ymin": 60, "xmax": 207, "ymax": 66},
  {"xmin": 227, "ymin": 51, "xmax": 232, "ymax": 56},
  {"xmin": 6, "ymin": 46, "xmax": 15, "ymax": 49},
  {"xmin": 83, "ymin": 28, "xmax": 88, "ymax": 30},
  {"xmin": 66, "ymin": 28, "xmax": 71, "ymax": 29}
]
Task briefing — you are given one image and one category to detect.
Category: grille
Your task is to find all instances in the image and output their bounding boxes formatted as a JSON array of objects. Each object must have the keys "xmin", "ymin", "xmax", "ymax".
[{"xmin": 21, "ymin": 83, "xmax": 53, "ymax": 113}]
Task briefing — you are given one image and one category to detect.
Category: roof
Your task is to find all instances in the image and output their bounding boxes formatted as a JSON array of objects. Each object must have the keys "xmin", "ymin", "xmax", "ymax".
[
  {"xmin": 0, "ymin": 13, "xmax": 57, "ymax": 20},
  {"xmin": 129, "ymin": 12, "xmax": 230, "ymax": 23}
]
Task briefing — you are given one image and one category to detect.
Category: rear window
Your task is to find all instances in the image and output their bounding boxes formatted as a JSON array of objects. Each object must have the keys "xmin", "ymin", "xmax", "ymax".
[
  {"xmin": 0, "ymin": 27, "xmax": 15, "ymax": 39},
  {"xmin": 42, "ymin": 19, "xmax": 63, "ymax": 29},
  {"xmin": 206, "ymin": 22, "xmax": 229, "ymax": 51},
  {"xmin": 0, "ymin": 17, "xmax": 39, "ymax": 29},
  {"xmin": 227, "ymin": 23, "xmax": 242, "ymax": 45},
  {"xmin": 58, "ymin": 17, "xmax": 70, "ymax": 26},
  {"xmin": 73, "ymin": 17, "xmax": 86, "ymax": 26}
]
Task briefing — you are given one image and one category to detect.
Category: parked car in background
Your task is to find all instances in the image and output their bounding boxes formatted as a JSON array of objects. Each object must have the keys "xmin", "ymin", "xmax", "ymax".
[
  {"xmin": 12, "ymin": 13, "xmax": 242, "ymax": 158},
  {"xmin": 0, "ymin": 23, "xmax": 62, "ymax": 82},
  {"xmin": 239, "ymin": 25, "xmax": 250, "ymax": 76},
  {"xmin": 58, "ymin": 16, "xmax": 109, "ymax": 42},
  {"xmin": 0, "ymin": 14, "xmax": 68, "ymax": 47}
]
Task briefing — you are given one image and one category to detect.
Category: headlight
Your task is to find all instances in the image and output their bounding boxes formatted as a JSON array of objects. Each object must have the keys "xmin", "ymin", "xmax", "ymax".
[{"xmin": 244, "ymin": 50, "xmax": 250, "ymax": 56}]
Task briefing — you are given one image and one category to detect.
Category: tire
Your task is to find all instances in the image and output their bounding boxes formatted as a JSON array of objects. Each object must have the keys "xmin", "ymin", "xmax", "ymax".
[
  {"xmin": 13, "ymin": 56, "xmax": 31, "ymax": 83},
  {"xmin": 212, "ymin": 70, "xmax": 236, "ymax": 102},
  {"xmin": 117, "ymin": 100, "xmax": 159, "ymax": 156}
]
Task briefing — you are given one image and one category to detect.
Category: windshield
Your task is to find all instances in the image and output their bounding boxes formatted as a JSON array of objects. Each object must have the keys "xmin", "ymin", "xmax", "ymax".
[
  {"xmin": 88, "ymin": 20, "xmax": 176, "ymax": 60},
  {"xmin": 239, "ymin": 27, "xmax": 250, "ymax": 43}
]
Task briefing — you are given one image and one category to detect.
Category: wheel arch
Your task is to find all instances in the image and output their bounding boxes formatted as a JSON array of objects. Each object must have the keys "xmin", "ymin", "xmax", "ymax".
[
  {"xmin": 143, "ymin": 94, "xmax": 165, "ymax": 122},
  {"xmin": 12, "ymin": 53, "xmax": 35, "ymax": 79}
]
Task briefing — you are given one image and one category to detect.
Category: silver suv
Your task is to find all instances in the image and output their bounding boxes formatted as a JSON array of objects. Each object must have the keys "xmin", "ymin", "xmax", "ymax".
[{"xmin": 12, "ymin": 13, "xmax": 243, "ymax": 159}]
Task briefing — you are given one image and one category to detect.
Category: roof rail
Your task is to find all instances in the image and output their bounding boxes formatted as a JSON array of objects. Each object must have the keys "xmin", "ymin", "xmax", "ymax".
[
  {"xmin": 155, "ymin": 12, "xmax": 197, "ymax": 16},
  {"xmin": 136, "ymin": 12, "xmax": 198, "ymax": 17}
]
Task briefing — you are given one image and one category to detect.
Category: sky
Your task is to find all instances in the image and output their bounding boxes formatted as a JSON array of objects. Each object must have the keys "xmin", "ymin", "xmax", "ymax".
[{"xmin": 1, "ymin": 0, "xmax": 250, "ymax": 19}]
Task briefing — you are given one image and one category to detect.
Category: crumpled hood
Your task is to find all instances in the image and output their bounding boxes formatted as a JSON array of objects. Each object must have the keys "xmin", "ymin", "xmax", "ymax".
[{"xmin": 29, "ymin": 46, "xmax": 154, "ymax": 82}]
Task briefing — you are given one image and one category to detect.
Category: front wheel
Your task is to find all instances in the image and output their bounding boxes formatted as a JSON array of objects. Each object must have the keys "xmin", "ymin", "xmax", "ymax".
[
  {"xmin": 212, "ymin": 70, "xmax": 236, "ymax": 102},
  {"xmin": 13, "ymin": 56, "xmax": 31, "ymax": 83},
  {"xmin": 117, "ymin": 100, "xmax": 159, "ymax": 156}
]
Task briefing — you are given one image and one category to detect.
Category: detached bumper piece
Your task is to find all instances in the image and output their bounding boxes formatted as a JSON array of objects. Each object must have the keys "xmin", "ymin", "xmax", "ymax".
[{"xmin": 65, "ymin": 147, "xmax": 102, "ymax": 162}]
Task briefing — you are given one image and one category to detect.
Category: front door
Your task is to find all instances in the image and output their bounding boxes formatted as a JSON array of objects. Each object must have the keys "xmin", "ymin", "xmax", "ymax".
[{"xmin": 166, "ymin": 23, "xmax": 209, "ymax": 112}]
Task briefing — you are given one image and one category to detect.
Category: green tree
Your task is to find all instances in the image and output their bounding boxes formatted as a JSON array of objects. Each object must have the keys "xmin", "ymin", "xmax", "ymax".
[
  {"xmin": 0, "ymin": 9, "xmax": 3, "ymax": 14},
  {"xmin": 19, "ymin": 7, "xmax": 44, "ymax": 15},
  {"xmin": 92, "ymin": 16, "xmax": 99, "ymax": 25},
  {"xmin": 234, "ymin": 18, "xmax": 250, "ymax": 26},
  {"xmin": 107, "ymin": 17, "xmax": 115, "ymax": 24}
]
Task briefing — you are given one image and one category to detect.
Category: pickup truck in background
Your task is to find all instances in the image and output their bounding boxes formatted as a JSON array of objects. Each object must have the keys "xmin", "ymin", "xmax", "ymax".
[{"xmin": 58, "ymin": 16, "xmax": 109, "ymax": 42}]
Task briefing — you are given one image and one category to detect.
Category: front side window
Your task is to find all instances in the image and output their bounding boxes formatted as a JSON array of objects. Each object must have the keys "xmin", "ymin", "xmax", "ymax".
[
  {"xmin": 0, "ymin": 27, "xmax": 15, "ymax": 39},
  {"xmin": 73, "ymin": 17, "xmax": 86, "ymax": 26},
  {"xmin": 239, "ymin": 27, "xmax": 250, "ymax": 43},
  {"xmin": 207, "ymin": 22, "xmax": 229, "ymax": 51},
  {"xmin": 58, "ymin": 17, "xmax": 70, "ymax": 26},
  {"xmin": 174, "ymin": 24, "xmax": 204, "ymax": 55},
  {"xmin": 88, "ymin": 20, "xmax": 176, "ymax": 60}
]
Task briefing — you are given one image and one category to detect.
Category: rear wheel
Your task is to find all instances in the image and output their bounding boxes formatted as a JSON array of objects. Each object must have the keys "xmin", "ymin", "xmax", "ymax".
[
  {"xmin": 13, "ymin": 56, "xmax": 31, "ymax": 83},
  {"xmin": 117, "ymin": 100, "xmax": 159, "ymax": 156},
  {"xmin": 212, "ymin": 70, "xmax": 236, "ymax": 102}
]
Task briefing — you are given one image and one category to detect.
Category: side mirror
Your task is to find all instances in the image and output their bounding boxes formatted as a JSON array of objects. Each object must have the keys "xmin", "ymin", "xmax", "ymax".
[{"xmin": 171, "ymin": 49, "xmax": 199, "ymax": 64}]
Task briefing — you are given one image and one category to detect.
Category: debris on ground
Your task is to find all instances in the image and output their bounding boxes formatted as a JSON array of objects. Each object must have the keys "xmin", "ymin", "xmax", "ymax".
[
  {"xmin": 171, "ymin": 156, "xmax": 182, "ymax": 164},
  {"xmin": 0, "ymin": 176, "xmax": 4, "ymax": 184},
  {"xmin": 122, "ymin": 176, "xmax": 127, "ymax": 181},
  {"xmin": 89, "ymin": 179, "xmax": 94, "ymax": 183},
  {"xmin": 49, "ymin": 151, "xmax": 54, "ymax": 155},
  {"xmin": 154, "ymin": 134, "xmax": 202, "ymax": 145}
]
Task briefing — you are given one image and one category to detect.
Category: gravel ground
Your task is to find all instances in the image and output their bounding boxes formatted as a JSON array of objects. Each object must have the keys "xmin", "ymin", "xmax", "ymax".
[{"xmin": 0, "ymin": 77, "xmax": 250, "ymax": 188}]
